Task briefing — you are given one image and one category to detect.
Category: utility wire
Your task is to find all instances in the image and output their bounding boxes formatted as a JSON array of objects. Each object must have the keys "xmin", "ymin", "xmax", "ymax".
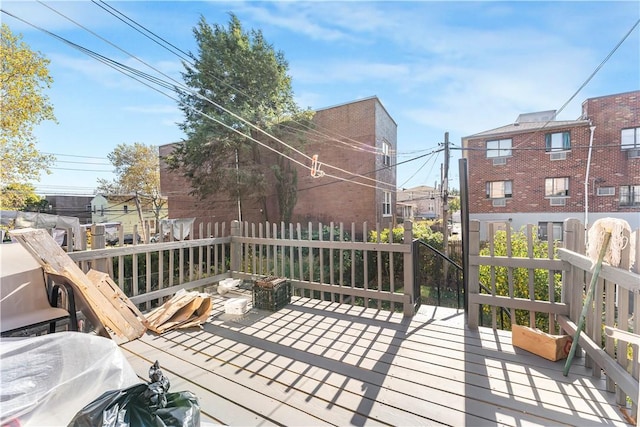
[{"xmin": 31, "ymin": 2, "xmax": 394, "ymax": 190}]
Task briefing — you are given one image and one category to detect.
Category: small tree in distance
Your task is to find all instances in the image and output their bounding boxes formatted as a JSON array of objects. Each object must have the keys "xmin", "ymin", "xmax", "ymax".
[{"xmin": 97, "ymin": 142, "xmax": 165, "ymax": 240}]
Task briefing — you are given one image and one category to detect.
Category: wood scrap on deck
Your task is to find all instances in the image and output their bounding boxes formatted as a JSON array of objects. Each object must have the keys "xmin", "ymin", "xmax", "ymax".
[
  {"xmin": 145, "ymin": 290, "xmax": 212, "ymax": 334},
  {"xmin": 9, "ymin": 228, "xmax": 147, "ymax": 344}
]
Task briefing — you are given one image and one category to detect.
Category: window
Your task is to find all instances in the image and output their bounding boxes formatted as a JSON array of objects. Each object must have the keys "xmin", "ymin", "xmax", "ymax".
[
  {"xmin": 538, "ymin": 222, "xmax": 563, "ymax": 241},
  {"xmin": 619, "ymin": 185, "xmax": 640, "ymax": 206},
  {"xmin": 621, "ymin": 127, "xmax": 640, "ymax": 149},
  {"xmin": 382, "ymin": 191, "xmax": 392, "ymax": 216},
  {"xmin": 486, "ymin": 139, "xmax": 512, "ymax": 158},
  {"xmin": 382, "ymin": 140, "xmax": 391, "ymax": 166},
  {"xmin": 545, "ymin": 132, "xmax": 570, "ymax": 152},
  {"xmin": 545, "ymin": 177, "xmax": 569, "ymax": 197},
  {"xmin": 596, "ymin": 187, "xmax": 615, "ymax": 196},
  {"xmin": 486, "ymin": 180, "xmax": 512, "ymax": 199}
]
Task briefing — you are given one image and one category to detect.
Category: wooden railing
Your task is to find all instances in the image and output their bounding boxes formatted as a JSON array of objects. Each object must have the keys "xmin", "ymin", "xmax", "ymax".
[
  {"xmin": 68, "ymin": 220, "xmax": 417, "ymax": 316},
  {"xmin": 467, "ymin": 218, "xmax": 639, "ymax": 418}
]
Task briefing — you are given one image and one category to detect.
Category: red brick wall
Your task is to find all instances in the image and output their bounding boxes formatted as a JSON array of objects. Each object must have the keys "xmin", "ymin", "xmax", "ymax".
[
  {"xmin": 160, "ymin": 97, "xmax": 397, "ymax": 237},
  {"xmin": 464, "ymin": 91, "xmax": 639, "ymax": 216}
]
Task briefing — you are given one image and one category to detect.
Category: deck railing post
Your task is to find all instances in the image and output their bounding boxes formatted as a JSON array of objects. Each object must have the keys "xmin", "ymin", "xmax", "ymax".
[
  {"xmin": 230, "ymin": 220, "xmax": 241, "ymax": 273},
  {"xmin": 403, "ymin": 220, "xmax": 414, "ymax": 316},
  {"xmin": 562, "ymin": 219, "xmax": 584, "ymax": 326},
  {"xmin": 90, "ymin": 224, "xmax": 110, "ymax": 275},
  {"xmin": 467, "ymin": 220, "xmax": 480, "ymax": 328}
]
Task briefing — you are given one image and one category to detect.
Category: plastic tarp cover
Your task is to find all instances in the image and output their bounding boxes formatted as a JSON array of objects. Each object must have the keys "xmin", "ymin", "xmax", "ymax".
[
  {"xmin": 0, "ymin": 332, "xmax": 140, "ymax": 426},
  {"xmin": 160, "ymin": 218, "xmax": 195, "ymax": 240}
]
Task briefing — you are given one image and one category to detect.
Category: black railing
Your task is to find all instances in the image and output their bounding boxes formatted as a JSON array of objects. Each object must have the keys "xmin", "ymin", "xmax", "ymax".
[{"xmin": 412, "ymin": 239, "xmax": 464, "ymax": 310}]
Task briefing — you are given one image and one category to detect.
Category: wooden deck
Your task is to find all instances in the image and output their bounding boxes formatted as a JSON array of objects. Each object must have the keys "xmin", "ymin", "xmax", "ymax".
[{"xmin": 120, "ymin": 291, "xmax": 632, "ymax": 426}]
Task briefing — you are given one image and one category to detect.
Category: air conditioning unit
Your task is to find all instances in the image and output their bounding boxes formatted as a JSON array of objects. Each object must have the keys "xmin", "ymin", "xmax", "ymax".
[
  {"xmin": 492, "ymin": 198, "xmax": 506, "ymax": 207},
  {"xmin": 550, "ymin": 151, "xmax": 567, "ymax": 161},
  {"xmin": 597, "ymin": 187, "xmax": 615, "ymax": 196},
  {"xmin": 549, "ymin": 197, "xmax": 566, "ymax": 206},
  {"xmin": 627, "ymin": 148, "xmax": 640, "ymax": 159},
  {"xmin": 492, "ymin": 157, "xmax": 507, "ymax": 166}
]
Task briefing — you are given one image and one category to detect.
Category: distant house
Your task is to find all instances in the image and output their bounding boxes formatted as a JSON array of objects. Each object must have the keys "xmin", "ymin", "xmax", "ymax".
[
  {"xmin": 90, "ymin": 194, "xmax": 168, "ymax": 236},
  {"xmin": 42, "ymin": 195, "xmax": 93, "ymax": 224},
  {"xmin": 462, "ymin": 90, "xmax": 640, "ymax": 239},
  {"xmin": 160, "ymin": 96, "xmax": 397, "ymax": 237},
  {"xmin": 397, "ymin": 185, "xmax": 441, "ymax": 221}
]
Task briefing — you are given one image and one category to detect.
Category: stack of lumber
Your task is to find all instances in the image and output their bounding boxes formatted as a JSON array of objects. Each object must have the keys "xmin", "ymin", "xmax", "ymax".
[{"xmin": 10, "ymin": 228, "xmax": 147, "ymax": 344}]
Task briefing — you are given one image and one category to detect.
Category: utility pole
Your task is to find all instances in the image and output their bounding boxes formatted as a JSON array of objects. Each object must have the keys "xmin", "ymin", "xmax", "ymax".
[{"xmin": 442, "ymin": 132, "xmax": 450, "ymax": 259}]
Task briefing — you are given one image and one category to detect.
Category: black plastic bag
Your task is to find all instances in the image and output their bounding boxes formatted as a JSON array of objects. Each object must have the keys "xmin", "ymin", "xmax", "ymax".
[{"xmin": 68, "ymin": 361, "xmax": 200, "ymax": 427}]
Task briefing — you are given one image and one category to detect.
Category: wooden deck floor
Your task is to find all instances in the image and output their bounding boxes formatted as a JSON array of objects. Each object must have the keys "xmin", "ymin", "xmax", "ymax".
[{"xmin": 120, "ymin": 292, "xmax": 632, "ymax": 426}]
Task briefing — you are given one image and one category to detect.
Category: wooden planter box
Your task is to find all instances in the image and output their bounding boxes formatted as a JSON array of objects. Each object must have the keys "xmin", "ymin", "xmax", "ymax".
[{"xmin": 512, "ymin": 324, "xmax": 572, "ymax": 361}]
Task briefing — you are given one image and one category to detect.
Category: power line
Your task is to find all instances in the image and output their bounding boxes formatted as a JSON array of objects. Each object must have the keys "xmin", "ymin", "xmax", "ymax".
[{"xmin": 23, "ymin": 3, "xmax": 396, "ymax": 191}]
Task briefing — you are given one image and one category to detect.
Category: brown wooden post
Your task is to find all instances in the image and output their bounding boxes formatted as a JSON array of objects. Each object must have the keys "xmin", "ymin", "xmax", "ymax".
[
  {"xmin": 230, "ymin": 220, "xmax": 241, "ymax": 273},
  {"xmin": 90, "ymin": 224, "xmax": 109, "ymax": 274},
  {"xmin": 467, "ymin": 220, "xmax": 480, "ymax": 328},
  {"xmin": 403, "ymin": 220, "xmax": 415, "ymax": 316}
]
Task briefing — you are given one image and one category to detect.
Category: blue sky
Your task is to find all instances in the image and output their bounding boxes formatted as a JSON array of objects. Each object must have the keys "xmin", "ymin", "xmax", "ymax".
[{"xmin": 3, "ymin": 1, "xmax": 639, "ymax": 195}]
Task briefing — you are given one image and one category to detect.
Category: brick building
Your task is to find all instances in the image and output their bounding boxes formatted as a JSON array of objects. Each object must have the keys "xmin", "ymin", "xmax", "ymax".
[
  {"xmin": 160, "ymin": 96, "xmax": 397, "ymax": 237},
  {"xmin": 462, "ymin": 90, "xmax": 639, "ymax": 239}
]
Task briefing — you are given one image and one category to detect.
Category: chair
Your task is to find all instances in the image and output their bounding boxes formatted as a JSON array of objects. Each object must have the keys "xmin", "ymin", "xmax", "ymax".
[{"xmin": 1, "ymin": 243, "xmax": 77, "ymax": 336}]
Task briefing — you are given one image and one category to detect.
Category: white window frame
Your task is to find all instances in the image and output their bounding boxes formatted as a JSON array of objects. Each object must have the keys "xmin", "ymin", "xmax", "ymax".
[
  {"xmin": 486, "ymin": 180, "xmax": 512, "ymax": 199},
  {"xmin": 596, "ymin": 187, "xmax": 615, "ymax": 196},
  {"xmin": 486, "ymin": 139, "xmax": 512, "ymax": 158},
  {"xmin": 621, "ymin": 127, "xmax": 640, "ymax": 150},
  {"xmin": 382, "ymin": 140, "xmax": 391, "ymax": 166},
  {"xmin": 545, "ymin": 177, "xmax": 569, "ymax": 197},
  {"xmin": 382, "ymin": 191, "xmax": 392, "ymax": 217}
]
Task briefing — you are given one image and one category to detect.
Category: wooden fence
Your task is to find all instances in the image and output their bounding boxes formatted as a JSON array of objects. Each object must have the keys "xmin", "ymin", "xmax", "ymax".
[
  {"xmin": 68, "ymin": 220, "xmax": 417, "ymax": 316},
  {"xmin": 467, "ymin": 218, "xmax": 639, "ymax": 417}
]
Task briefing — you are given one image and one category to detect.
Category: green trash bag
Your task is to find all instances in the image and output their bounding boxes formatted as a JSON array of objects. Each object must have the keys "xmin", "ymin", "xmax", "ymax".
[{"xmin": 68, "ymin": 361, "xmax": 200, "ymax": 427}]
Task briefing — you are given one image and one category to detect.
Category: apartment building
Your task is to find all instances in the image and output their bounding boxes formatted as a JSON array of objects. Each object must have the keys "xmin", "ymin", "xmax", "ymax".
[
  {"xmin": 160, "ymin": 96, "xmax": 397, "ymax": 237},
  {"xmin": 462, "ymin": 90, "xmax": 639, "ymax": 239}
]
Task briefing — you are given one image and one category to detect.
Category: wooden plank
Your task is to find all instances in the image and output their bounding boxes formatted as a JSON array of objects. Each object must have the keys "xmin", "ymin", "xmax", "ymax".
[
  {"xmin": 123, "ymin": 338, "xmax": 348, "ymax": 426},
  {"xmin": 122, "ymin": 345, "xmax": 272, "ymax": 426},
  {"xmin": 10, "ymin": 228, "xmax": 146, "ymax": 343},
  {"xmin": 469, "ymin": 293, "xmax": 570, "ymax": 315},
  {"xmin": 558, "ymin": 248, "xmax": 640, "ymax": 291},
  {"xmin": 164, "ymin": 315, "xmax": 617, "ymax": 425},
  {"xmin": 557, "ymin": 314, "xmax": 639, "ymax": 406},
  {"xmin": 469, "ymin": 255, "xmax": 565, "ymax": 270}
]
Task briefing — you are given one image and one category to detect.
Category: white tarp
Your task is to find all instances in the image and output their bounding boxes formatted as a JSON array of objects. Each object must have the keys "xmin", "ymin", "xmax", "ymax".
[
  {"xmin": 160, "ymin": 218, "xmax": 195, "ymax": 240},
  {"xmin": 0, "ymin": 332, "xmax": 139, "ymax": 426},
  {"xmin": 1, "ymin": 211, "xmax": 81, "ymax": 247}
]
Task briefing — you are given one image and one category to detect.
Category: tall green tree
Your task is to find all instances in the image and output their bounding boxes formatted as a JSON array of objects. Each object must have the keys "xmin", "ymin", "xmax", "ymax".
[
  {"xmin": 97, "ymin": 143, "xmax": 166, "ymax": 238},
  {"xmin": 167, "ymin": 14, "xmax": 312, "ymax": 222},
  {"xmin": 0, "ymin": 24, "xmax": 56, "ymax": 184}
]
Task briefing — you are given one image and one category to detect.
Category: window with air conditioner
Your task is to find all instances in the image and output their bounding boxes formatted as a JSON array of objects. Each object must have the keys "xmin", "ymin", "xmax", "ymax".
[
  {"xmin": 486, "ymin": 181, "xmax": 512, "ymax": 207},
  {"xmin": 486, "ymin": 138, "xmax": 512, "ymax": 158},
  {"xmin": 545, "ymin": 177, "xmax": 569, "ymax": 197},
  {"xmin": 545, "ymin": 131, "xmax": 570, "ymax": 152},
  {"xmin": 619, "ymin": 185, "xmax": 640, "ymax": 207}
]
